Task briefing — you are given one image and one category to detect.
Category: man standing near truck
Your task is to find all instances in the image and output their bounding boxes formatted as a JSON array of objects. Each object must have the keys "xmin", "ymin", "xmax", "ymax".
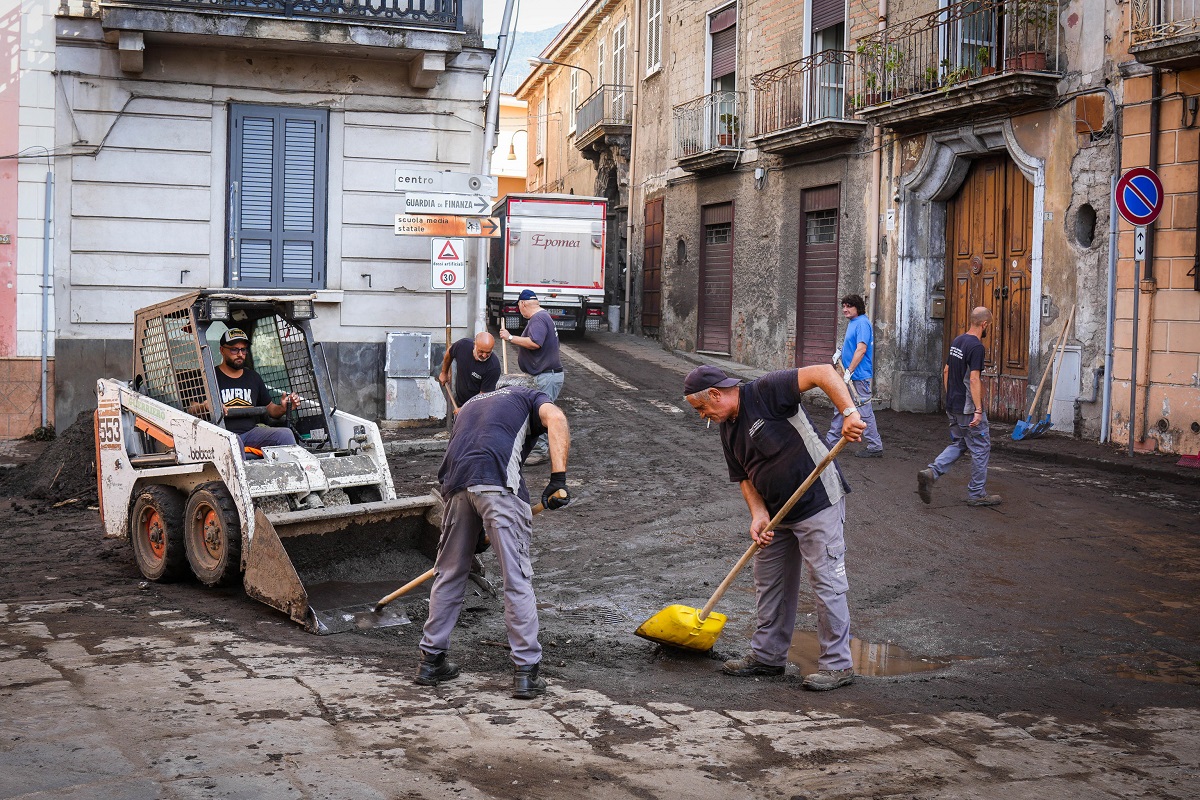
[{"xmin": 499, "ymin": 290, "xmax": 563, "ymax": 465}]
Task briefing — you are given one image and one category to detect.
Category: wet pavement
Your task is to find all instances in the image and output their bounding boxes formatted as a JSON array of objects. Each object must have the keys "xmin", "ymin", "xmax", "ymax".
[{"xmin": 1, "ymin": 331, "xmax": 1198, "ymax": 799}]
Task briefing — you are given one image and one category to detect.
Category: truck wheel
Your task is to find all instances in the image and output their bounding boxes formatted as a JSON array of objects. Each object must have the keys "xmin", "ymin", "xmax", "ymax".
[
  {"xmin": 184, "ymin": 482, "xmax": 242, "ymax": 587},
  {"xmin": 130, "ymin": 486, "xmax": 187, "ymax": 582}
]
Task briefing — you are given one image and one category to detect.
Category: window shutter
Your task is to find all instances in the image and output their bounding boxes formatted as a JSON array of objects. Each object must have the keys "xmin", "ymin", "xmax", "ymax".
[
  {"xmin": 647, "ymin": 0, "xmax": 662, "ymax": 70},
  {"xmin": 811, "ymin": 0, "xmax": 844, "ymax": 35},
  {"xmin": 229, "ymin": 105, "xmax": 328, "ymax": 289},
  {"xmin": 711, "ymin": 25, "xmax": 736, "ymax": 79}
]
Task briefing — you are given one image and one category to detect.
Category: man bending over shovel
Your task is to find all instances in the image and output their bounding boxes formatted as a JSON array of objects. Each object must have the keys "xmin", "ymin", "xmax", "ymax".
[
  {"xmin": 685, "ymin": 365, "xmax": 866, "ymax": 691},
  {"xmin": 415, "ymin": 385, "xmax": 571, "ymax": 699}
]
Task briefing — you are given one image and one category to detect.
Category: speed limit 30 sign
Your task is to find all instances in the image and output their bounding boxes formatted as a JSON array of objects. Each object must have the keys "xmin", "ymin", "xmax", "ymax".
[{"xmin": 431, "ymin": 237, "xmax": 466, "ymax": 290}]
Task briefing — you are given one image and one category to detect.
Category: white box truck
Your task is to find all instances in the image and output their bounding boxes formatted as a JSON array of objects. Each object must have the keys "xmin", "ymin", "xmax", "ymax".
[{"xmin": 488, "ymin": 194, "xmax": 607, "ymax": 336}]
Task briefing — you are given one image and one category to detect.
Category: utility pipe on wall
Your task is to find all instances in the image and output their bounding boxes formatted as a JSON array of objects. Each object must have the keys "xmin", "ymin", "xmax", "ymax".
[
  {"xmin": 866, "ymin": 0, "xmax": 887, "ymax": 323},
  {"xmin": 623, "ymin": 0, "xmax": 642, "ymax": 334},
  {"xmin": 1138, "ymin": 67, "xmax": 1161, "ymax": 446},
  {"xmin": 40, "ymin": 171, "xmax": 53, "ymax": 431},
  {"xmin": 1101, "ymin": 173, "xmax": 1117, "ymax": 443}
]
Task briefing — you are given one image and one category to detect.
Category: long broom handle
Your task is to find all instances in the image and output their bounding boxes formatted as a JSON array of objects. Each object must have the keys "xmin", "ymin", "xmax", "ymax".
[
  {"xmin": 1025, "ymin": 306, "xmax": 1074, "ymax": 419},
  {"xmin": 373, "ymin": 491, "xmax": 565, "ymax": 610},
  {"xmin": 698, "ymin": 437, "xmax": 849, "ymax": 621},
  {"xmin": 443, "ymin": 382, "xmax": 459, "ymax": 414},
  {"xmin": 1045, "ymin": 307, "xmax": 1075, "ymax": 415},
  {"xmin": 501, "ymin": 321, "xmax": 509, "ymax": 373}
]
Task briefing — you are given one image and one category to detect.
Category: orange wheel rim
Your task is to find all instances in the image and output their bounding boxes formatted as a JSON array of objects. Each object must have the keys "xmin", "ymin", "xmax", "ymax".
[
  {"xmin": 142, "ymin": 509, "xmax": 166, "ymax": 560},
  {"xmin": 200, "ymin": 508, "xmax": 224, "ymax": 561}
]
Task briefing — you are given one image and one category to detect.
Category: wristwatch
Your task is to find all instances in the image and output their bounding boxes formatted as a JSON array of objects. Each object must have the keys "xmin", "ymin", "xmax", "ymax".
[{"xmin": 842, "ymin": 406, "xmax": 858, "ymax": 417}]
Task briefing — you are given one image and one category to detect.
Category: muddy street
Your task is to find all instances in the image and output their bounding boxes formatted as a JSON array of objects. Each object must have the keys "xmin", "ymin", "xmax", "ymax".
[{"xmin": 2, "ymin": 332, "xmax": 1199, "ymax": 799}]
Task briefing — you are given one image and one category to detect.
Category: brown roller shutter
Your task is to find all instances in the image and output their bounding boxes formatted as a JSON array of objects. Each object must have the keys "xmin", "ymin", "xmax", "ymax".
[
  {"xmin": 811, "ymin": 0, "xmax": 844, "ymax": 34},
  {"xmin": 711, "ymin": 20, "xmax": 737, "ymax": 79},
  {"xmin": 796, "ymin": 186, "xmax": 840, "ymax": 368},
  {"xmin": 641, "ymin": 198, "xmax": 664, "ymax": 330},
  {"xmin": 699, "ymin": 202, "xmax": 734, "ymax": 354}
]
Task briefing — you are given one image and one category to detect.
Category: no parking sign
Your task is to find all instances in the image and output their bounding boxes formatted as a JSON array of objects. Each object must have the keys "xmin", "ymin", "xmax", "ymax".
[
  {"xmin": 1115, "ymin": 167, "xmax": 1164, "ymax": 227},
  {"xmin": 431, "ymin": 237, "xmax": 466, "ymax": 290}
]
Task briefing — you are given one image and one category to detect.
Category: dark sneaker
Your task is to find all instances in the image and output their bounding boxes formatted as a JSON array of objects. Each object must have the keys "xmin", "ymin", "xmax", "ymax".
[
  {"xmin": 415, "ymin": 651, "xmax": 460, "ymax": 686},
  {"xmin": 803, "ymin": 668, "xmax": 855, "ymax": 691},
  {"xmin": 524, "ymin": 451, "xmax": 549, "ymax": 466},
  {"xmin": 854, "ymin": 449, "xmax": 883, "ymax": 458},
  {"xmin": 721, "ymin": 654, "xmax": 785, "ymax": 677},
  {"xmin": 513, "ymin": 663, "xmax": 548, "ymax": 699},
  {"xmin": 966, "ymin": 494, "xmax": 1002, "ymax": 507},
  {"xmin": 917, "ymin": 468, "xmax": 936, "ymax": 504}
]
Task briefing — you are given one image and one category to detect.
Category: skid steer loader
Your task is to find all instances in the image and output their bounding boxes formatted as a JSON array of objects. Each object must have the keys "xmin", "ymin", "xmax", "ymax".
[{"xmin": 94, "ymin": 290, "xmax": 442, "ymax": 634}]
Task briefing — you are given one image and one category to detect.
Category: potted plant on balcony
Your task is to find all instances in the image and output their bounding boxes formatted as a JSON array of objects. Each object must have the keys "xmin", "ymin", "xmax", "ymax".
[
  {"xmin": 977, "ymin": 46, "xmax": 996, "ymax": 76},
  {"xmin": 717, "ymin": 113, "xmax": 740, "ymax": 146},
  {"xmin": 1005, "ymin": 1, "xmax": 1054, "ymax": 72}
]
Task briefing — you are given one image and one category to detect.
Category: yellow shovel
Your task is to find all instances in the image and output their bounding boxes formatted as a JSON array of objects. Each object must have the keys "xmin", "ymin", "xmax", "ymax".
[{"xmin": 635, "ymin": 437, "xmax": 849, "ymax": 651}]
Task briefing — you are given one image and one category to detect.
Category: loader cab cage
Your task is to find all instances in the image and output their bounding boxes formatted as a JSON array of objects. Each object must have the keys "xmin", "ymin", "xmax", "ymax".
[{"xmin": 132, "ymin": 291, "xmax": 337, "ymax": 451}]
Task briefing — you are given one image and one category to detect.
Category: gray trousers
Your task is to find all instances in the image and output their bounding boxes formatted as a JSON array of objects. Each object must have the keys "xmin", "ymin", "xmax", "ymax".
[
  {"xmin": 420, "ymin": 488, "xmax": 541, "ymax": 667},
  {"xmin": 825, "ymin": 378, "xmax": 883, "ymax": 451},
  {"xmin": 929, "ymin": 411, "xmax": 991, "ymax": 499},
  {"xmin": 529, "ymin": 370, "xmax": 565, "ymax": 454},
  {"xmin": 750, "ymin": 499, "xmax": 852, "ymax": 671}
]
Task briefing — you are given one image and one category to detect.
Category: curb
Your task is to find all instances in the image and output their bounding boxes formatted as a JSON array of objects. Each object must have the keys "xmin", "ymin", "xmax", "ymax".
[
  {"xmin": 382, "ymin": 439, "xmax": 448, "ymax": 456},
  {"xmin": 991, "ymin": 439, "xmax": 1196, "ymax": 484}
]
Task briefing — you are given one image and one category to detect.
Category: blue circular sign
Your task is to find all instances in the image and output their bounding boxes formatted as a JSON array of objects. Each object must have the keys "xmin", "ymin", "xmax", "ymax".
[{"xmin": 1115, "ymin": 168, "xmax": 1164, "ymax": 226}]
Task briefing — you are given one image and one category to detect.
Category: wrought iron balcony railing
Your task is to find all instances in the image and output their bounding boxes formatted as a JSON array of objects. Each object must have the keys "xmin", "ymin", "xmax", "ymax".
[
  {"xmin": 103, "ymin": 0, "xmax": 462, "ymax": 29},
  {"xmin": 575, "ymin": 84, "xmax": 633, "ymax": 137},
  {"xmin": 851, "ymin": 0, "xmax": 1059, "ymax": 110},
  {"xmin": 673, "ymin": 91, "xmax": 744, "ymax": 159},
  {"xmin": 751, "ymin": 50, "xmax": 854, "ymax": 136},
  {"xmin": 1132, "ymin": 0, "xmax": 1199, "ymax": 44}
]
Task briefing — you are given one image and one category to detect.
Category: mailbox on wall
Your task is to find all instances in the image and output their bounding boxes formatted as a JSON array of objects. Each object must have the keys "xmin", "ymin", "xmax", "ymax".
[{"xmin": 929, "ymin": 294, "xmax": 946, "ymax": 320}]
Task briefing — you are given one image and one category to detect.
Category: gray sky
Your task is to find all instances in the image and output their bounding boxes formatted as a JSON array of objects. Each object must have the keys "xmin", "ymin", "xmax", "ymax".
[{"xmin": 483, "ymin": 0, "xmax": 580, "ymax": 34}]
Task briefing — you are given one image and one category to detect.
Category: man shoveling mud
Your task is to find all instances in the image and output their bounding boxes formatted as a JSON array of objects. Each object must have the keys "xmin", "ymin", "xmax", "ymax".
[
  {"xmin": 685, "ymin": 365, "xmax": 866, "ymax": 691},
  {"xmin": 415, "ymin": 385, "xmax": 571, "ymax": 699}
]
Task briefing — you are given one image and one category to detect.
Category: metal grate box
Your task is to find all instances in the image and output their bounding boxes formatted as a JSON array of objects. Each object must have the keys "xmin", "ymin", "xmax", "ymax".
[{"xmin": 385, "ymin": 332, "xmax": 432, "ymax": 378}]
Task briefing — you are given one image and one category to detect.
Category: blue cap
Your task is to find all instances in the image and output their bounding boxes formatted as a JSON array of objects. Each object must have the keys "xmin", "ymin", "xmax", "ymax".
[{"xmin": 518, "ymin": 289, "xmax": 538, "ymax": 301}]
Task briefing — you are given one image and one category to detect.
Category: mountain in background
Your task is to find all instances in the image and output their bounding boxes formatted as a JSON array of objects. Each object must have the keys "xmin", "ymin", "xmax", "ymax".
[{"xmin": 486, "ymin": 25, "xmax": 563, "ymax": 95}]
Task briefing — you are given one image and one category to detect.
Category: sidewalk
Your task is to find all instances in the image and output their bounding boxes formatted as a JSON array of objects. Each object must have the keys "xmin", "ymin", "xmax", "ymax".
[{"xmin": 648, "ymin": 333, "xmax": 1199, "ymax": 486}]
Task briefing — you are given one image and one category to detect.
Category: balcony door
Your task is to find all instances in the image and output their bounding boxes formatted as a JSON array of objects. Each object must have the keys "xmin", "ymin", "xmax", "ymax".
[
  {"xmin": 945, "ymin": 155, "xmax": 1033, "ymax": 421},
  {"xmin": 698, "ymin": 202, "xmax": 734, "ymax": 354},
  {"xmin": 796, "ymin": 186, "xmax": 840, "ymax": 368},
  {"xmin": 810, "ymin": 0, "xmax": 845, "ymax": 121}
]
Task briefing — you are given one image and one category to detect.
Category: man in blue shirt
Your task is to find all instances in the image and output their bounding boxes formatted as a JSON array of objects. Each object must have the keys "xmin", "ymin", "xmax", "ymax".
[
  {"xmin": 415, "ymin": 385, "xmax": 571, "ymax": 699},
  {"xmin": 825, "ymin": 295, "xmax": 884, "ymax": 458},
  {"xmin": 438, "ymin": 332, "xmax": 500, "ymax": 408},
  {"xmin": 499, "ymin": 290, "xmax": 564, "ymax": 465},
  {"xmin": 685, "ymin": 364, "xmax": 866, "ymax": 691},
  {"xmin": 918, "ymin": 306, "xmax": 1001, "ymax": 507}
]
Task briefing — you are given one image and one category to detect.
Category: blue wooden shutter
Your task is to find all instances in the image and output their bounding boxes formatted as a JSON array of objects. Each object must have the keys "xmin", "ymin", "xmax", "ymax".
[{"xmin": 228, "ymin": 105, "xmax": 328, "ymax": 289}]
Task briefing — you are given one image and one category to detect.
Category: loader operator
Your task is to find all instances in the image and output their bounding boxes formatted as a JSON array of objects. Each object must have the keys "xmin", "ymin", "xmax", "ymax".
[
  {"xmin": 685, "ymin": 364, "xmax": 866, "ymax": 692},
  {"xmin": 438, "ymin": 332, "xmax": 501, "ymax": 409},
  {"xmin": 415, "ymin": 385, "xmax": 571, "ymax": 700},
  {"xmin": 208, "ymin": 328, "xmax": 303, "ymax": 450}
]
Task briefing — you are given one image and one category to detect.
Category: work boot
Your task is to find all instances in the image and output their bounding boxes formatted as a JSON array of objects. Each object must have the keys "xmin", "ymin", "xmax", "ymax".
[
  {"xmin": 524, "ymin": 451, "xmax": 549, "ymax": 466},
  {"xmin": 513, "ymin": 663, "xmax": 547, "ymax": 699},
  {"xmin": 917, "ymin": 468, "xmax": 936, "ymax": 504},
  {"xmin": 414, "ymin": 651, "xmax": 460, "ymax": 686},
  {"xmin": 966, "ymin": 494, "xmax": 1002, "ymax": 507},
  {"xmin": 802, "ymin": 668, "xmax": 855, "ymax": 691},
  {"xmin": 721, "ymin": 654, "xmax": 785, "ymax": 677},
  {"xmin": 854, "ymin": 448, "xmax": 883, "ymax": 458}
]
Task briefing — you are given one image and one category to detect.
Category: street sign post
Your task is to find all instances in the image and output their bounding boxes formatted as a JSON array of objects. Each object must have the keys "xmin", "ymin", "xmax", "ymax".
[
  {"xmin": 394, "ymin": 214, "xmax": 500, "ymax": 237},
  {"xmin": 395, "ymin": 169, "xmax": 498, "ymax": 197},
  {"xmin": 1133, "ymin": 225, "xmax": 1147, "ymax": 262},
  {"xmin": 1115, "ymin": 167, "xmax": 1164, "ymax": 227},
  {"xmin": 431, "ymin": 237, "xmax": 466, "ymax": 290},
  {"xmin": 404, "ymin": 192, "xmax": 491, "ymax": 216}
]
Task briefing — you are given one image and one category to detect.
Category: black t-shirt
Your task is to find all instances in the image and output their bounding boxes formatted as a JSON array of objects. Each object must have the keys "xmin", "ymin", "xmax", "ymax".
[
  {"xmin": 450, "ymin": 338, "xmax": 501, "ymax": 406},
  {"xmin": 945, "ymin": 332, "xmax": 986, "ymax": 414},
  {"xmin": 215, "ymin": 368, "xmax": 271, "ymax": 435},
  {"xmin": 720, "ymin": 370, "xmax": 850, "ymax": 525},
  {"xmin": 438, "ymin": 386, "xmax": 551, "ymax": 503}
]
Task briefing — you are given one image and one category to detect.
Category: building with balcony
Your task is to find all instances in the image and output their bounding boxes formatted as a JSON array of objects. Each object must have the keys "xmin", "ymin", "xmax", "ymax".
[{"xmin": 0, "ymin": 0, "xmax": 493, "ymax": 433}]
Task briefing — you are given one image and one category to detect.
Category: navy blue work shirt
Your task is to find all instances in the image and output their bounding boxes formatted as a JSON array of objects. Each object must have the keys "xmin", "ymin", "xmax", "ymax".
[
  {"xmin": 438, "ymin": 386, "xmax": 551, "ymax": 503},
  {"xmin": 516, "ymin": 310, "xmax": 562, "ymax": 376}
]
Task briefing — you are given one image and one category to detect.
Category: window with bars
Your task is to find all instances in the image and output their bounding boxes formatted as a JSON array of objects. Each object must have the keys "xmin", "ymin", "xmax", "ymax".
[
  {"xmin": 228, "ymin": 105, "xmax": 329, "ymax": 290},
  {"xmin": 706, "ymin": 222, "xmax": 732, "ymax": 245},
  {"xmin": 806, "ymin": 208, "xmax": 838, "ymax": 243},
  {"xmin": 646, "ymin": 0, "xmax": 662, "ymax": 72}
]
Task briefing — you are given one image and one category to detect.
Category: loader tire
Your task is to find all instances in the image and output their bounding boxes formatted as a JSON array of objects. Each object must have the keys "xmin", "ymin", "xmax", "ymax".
[
  {"xmin": 130, "ymin": 485, "xmax": 188, "ymax": 582},
  {"xmin": 184, "ymin": 482, "xmax": 242, "ymax": 587}
]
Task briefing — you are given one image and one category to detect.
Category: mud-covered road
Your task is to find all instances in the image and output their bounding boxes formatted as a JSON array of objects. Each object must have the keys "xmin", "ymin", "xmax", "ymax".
[{"xmin": 2, "ymin": 332, "xmax": 1198, "ymax": 799}]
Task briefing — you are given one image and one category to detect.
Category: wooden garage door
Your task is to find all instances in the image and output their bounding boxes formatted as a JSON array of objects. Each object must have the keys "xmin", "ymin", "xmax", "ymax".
[
  {"xmin": 698, "ymin": 202, "xmax": 734, "ymax": 354},
  {"xmin": 641, "ymin": 197, "xmax": 663, "ymax": 331},
  {"xmin": 796, "ymin": 185, "xmax": 840, "ymax": 368}
]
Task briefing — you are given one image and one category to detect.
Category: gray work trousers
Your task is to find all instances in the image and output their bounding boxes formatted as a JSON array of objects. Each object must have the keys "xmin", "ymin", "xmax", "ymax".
[
  {"xmin": 750, "ymin": 499, "xmax": 852, "ymax": 671},
  {"xmin": 929, "ymin": 411, "xmax": 991, "ymax": 499},
  {"xmin": 529, "ymin": 370, "xmax": 565, "ymax": 455},
  {"xmin": 420, "ymin": 488, "xmax": 542, "ymax": 666},
  {"xmin": 825, "ymin": 378, "xmax": 883, "ymax": 451}
]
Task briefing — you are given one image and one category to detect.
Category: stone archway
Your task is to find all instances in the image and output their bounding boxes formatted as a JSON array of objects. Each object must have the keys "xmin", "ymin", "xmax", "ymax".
[{"xmin": 891, "ymin": 120, "xmax": 1046, "ymax": 414}]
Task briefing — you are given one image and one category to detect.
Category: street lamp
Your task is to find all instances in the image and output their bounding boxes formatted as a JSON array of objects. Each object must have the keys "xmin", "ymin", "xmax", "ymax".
[
  {"xmin": 507, "ymin": 129, "xmax": 527, "ymax": 160},
  {"xmin": 526, "ymin": 57, "xmax": 595, "ymax": 91}
]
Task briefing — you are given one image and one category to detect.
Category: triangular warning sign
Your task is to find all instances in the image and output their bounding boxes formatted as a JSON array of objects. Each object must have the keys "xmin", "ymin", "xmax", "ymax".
[{"xmin": 437, "ymin": 240, "xmax": 460, "ymax": 260}]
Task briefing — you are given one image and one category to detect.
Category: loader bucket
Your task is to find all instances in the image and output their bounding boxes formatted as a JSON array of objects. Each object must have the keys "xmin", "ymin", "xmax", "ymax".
[{"xmin": 243, "ymin": 495, "xmax": 442, "ymax": 634}]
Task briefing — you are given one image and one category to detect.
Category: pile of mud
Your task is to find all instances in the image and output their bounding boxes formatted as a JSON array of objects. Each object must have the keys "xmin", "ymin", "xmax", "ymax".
[{"xmin": 0, "ymin": 410, "xmax": 98, "ymax": 506}]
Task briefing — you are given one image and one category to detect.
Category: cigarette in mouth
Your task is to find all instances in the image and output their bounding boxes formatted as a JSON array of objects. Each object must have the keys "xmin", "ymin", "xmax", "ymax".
[{"xmin": 707, "ymin": 419, "xmax": 711, "ymax": 429}]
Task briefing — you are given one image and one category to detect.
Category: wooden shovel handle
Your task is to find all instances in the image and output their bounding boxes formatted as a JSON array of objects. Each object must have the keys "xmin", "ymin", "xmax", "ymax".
[
  {"xmin": 1045, "ymin": 306, "xmax": 1075, "ymax": 414},
  {"xmin": 1025, "ymin": 306, "xmax": 1074, "ymax": 419},
  {"xmin": 373, "ymin": 490, "xmax": 566, "ymax": 610},
  {"xmin": 443, "ymin": 382, "xmax": 459, "ymax": 414},
  {"xmin": 698, "ymin": 437, "xmax": 849, "ymax": 620},
  {"xmin": 501, "ymin": 321, "xmax": 509, "ymax": 373}
]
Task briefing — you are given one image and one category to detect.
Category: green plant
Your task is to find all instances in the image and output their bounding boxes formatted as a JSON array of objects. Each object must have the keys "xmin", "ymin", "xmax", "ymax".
[
  {"xmin": 976, "ymin": 46, "xmax": 991, "ymax": 67},
  {"xmin": 718, "ymin": 113, "xmax": 740, "ymax": 139}
]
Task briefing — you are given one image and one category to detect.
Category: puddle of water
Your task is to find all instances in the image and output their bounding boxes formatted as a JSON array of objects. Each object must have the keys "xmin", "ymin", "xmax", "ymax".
[{"xmin": 788, "ymin": 630, "xmax": 969, "ymax": 676}]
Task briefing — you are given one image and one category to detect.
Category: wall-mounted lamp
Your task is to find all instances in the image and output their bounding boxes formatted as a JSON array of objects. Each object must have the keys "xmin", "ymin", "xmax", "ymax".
[
  {"xmin": 526, "ymin": 57, "xmax": 595, "ymax": 91},
  {"xmin": 507, "ymin": 129, "xmax": 528, "ymax": 160}
]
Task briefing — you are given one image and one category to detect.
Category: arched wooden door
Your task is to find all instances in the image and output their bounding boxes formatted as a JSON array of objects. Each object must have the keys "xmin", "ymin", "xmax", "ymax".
[{"xmin": 945, "ymin": 156, "xmax": 1033, "ymax": 421}]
